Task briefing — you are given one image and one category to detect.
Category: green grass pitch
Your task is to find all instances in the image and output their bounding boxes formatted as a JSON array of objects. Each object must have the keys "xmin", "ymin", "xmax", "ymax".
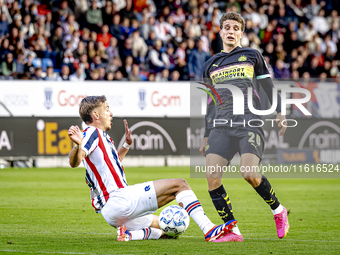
[{"xmin": 0, "ymin": 166, "xmax": 339, "ymax": 255}]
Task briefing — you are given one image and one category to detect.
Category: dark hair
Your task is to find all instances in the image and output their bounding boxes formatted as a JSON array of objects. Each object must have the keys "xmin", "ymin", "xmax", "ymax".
[
  {"xmin": 219, "ymin": 12, "xmax": 245, "ymax": 31},
  {"xmin": 79, "ymin": 95, "xmax": 106, "ymax": 124},
  {"xmin": 6, "ymin": 52, "xmax": 14, "ymax": 71}
]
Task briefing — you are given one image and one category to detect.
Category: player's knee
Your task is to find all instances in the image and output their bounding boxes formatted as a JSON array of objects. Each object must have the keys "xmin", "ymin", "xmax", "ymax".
[
  {"xmin": 176, "ymin": 178, "xmax": 190, "ymax": 190},
  {"xmin": 206, "ymin": 170, "xmax": 223, "ymax": 179}
]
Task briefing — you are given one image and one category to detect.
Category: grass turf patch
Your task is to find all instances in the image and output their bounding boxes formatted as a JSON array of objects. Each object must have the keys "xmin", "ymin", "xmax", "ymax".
[{"xmin": 0, "ymin": 167, "xmax": 339, "ymax": 254}]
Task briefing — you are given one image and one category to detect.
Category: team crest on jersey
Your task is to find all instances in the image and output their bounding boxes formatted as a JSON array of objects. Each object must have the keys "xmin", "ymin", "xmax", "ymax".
[
  {"xmin": 238, "ymin": 55, "xmax": 247, "ymax": 62},
  {"xmin": 83, "ymin": 127, "xmax": 90, "ymax": 138}
]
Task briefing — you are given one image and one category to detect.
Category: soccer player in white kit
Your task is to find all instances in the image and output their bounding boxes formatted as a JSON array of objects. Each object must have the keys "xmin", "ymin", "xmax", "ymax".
[{"xmin": 68, "ymin": 95, "xmax": 236, "ymax": 242}]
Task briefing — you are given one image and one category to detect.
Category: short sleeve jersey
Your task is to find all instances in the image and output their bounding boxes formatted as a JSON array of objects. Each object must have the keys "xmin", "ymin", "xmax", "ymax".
[
  {"xmin": 81, "ymin": 126, "xmax": 128, "ymax": 212},
  {"xmin": 203, "ymin": 46, "xmax": 271, "ymax": 130}
]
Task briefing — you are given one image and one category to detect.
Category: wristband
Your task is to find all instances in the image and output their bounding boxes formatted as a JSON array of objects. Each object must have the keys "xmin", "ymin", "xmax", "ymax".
[
  {"xmin": 75, "ymin": 144, "xmax": 81, "ymax": 149},
  {"xmin": 123, "ymin": 142, "xmax": 131, "ymax": 149}
]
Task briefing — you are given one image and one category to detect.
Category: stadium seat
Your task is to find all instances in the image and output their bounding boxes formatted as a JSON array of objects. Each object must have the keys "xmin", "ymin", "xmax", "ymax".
[
  {"xmin": 42, "ymin": 58, "xmax": 54, "ymax": 72},
  {"xmin": 32, "ymin": 58, "xmax": 42, "ymax": 68}
]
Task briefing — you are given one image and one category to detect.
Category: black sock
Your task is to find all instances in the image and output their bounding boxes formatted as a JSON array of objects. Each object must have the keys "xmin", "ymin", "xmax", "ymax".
[
  {"xmin": 209, "ymin": 185, "xmax": 235, "ymax": 223},
  {"xmin": 254, "ymin": 176, "xmax": 280, "ymax": 210}
]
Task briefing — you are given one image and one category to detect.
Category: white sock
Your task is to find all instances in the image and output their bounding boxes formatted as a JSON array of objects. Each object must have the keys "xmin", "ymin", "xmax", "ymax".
[
  {"xmin": 129, "ymin": 227, "xmax": 162, "ymax": 240},
  {"xmin": 231, "ymin": 224, "xmax": 241, "ymax": 235},
  {"xmin": 272, "ymin": 204, "xmax": 283, "ymax": 215},
  {"xmin": 176, "ymin": 190, "xmax": 215, "ymax": 235}
]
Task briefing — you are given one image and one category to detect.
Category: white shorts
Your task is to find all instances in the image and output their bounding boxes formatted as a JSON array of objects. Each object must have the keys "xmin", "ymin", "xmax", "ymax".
[{"xmin": 101, "ymin": 181, "xmax": 158, "ymax": 230}]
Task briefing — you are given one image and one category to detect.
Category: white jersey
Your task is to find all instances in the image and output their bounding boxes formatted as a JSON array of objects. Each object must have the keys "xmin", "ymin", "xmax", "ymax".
[{"xmin": 81, "ymin": 126, "xmax": 128, "ymax": 212}]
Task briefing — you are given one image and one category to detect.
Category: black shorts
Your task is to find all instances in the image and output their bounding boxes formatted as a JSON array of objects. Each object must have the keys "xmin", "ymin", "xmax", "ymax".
[{"xmin": 205, "ymin": 127, "xmax": 265, "ymax": 163}]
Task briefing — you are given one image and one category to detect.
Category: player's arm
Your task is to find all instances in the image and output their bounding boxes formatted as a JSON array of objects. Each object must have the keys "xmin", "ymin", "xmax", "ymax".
[
  {"xmin": 118, "ymin": 119, "xmax": 132, "ymax": 161},
  {"xmin": 200, "ymin": 102, "xmax": 215, "ymax": 156},
  {"xmin": 199, "ymin": 62, "xmax": 214, "ymax": 156},
  {"xmin": 255, "ymin": 50, "xmax": 287, "ymax": 136},
  {"xmin": 68, "ymin": 125, "xmax": 86, "ymax": 168},
  {"xmin": 258, "ymin": 77, "xmax": 287, "ymax": 136}
]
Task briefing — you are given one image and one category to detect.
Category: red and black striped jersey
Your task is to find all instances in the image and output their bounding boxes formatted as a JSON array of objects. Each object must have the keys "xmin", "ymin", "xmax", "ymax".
[{"xmin": 81, "ymin": 126, "xmax": 127, "ymax": 212}]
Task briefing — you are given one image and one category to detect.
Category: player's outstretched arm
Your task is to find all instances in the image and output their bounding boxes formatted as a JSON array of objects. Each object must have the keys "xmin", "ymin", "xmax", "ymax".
[
  {"xmin": 199, "ymin": 62, "xmax": 214, "ymax": 156},
  {"xmin": 199, "ymin": 137, "xmax": 208, "ymax": 156},
  {"xmin": 259, "ymin": 77, "xmax": 287, "ymax": 136},
  {"xmin": 68, "ymin": 125, "xmax": 86, "ymax": 167},
  {"xmin": 200, "ymin": 99, "xmax": 213, "ymax": 156},
  {"xmin": 118, "ymin": 119, "xmax": 132, "ymax": 161},
  {"xmin": 276, "ymin": 112, "xmax": 287, "ymax": 136}
]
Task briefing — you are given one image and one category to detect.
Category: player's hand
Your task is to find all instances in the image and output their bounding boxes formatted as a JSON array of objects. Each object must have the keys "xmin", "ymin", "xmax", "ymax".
[
  {"xmin": 124, "ymin": 119, "xmax": 132, "ymax": 145},
  {"xmin": 276, "ymin": 113, "xmax": 287, "ymax": 136},
  {"xmin": 199, "ymin": 137, "xmax": 209, "ymax": 156},
  {"xmin": 68, "ymin": 125, "xmax": 83, "ymax": 145}
]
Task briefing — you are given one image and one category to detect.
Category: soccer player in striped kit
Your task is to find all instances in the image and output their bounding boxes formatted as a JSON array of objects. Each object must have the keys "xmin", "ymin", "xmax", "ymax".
[{"xmin": 68, "ymin": 95, "xmax": 235, "ymax": 242}]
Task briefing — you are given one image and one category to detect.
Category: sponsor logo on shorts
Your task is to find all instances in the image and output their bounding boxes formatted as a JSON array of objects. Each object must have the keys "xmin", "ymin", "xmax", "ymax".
[{"xmin": 145, "ymin": 185, "xmax": 150, "ymax": 192}]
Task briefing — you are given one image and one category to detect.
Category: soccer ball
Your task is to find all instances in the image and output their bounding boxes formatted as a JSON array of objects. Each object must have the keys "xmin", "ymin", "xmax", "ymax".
[{"xmin": 159, "ymin": 205, "xmax": 190, "ymax": 236}]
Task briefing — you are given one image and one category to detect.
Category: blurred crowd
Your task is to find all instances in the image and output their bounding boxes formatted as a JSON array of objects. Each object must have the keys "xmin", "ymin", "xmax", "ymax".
[{"xmin": 0, "ymin": 0, "xmax": 339, "ymax": 81}]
